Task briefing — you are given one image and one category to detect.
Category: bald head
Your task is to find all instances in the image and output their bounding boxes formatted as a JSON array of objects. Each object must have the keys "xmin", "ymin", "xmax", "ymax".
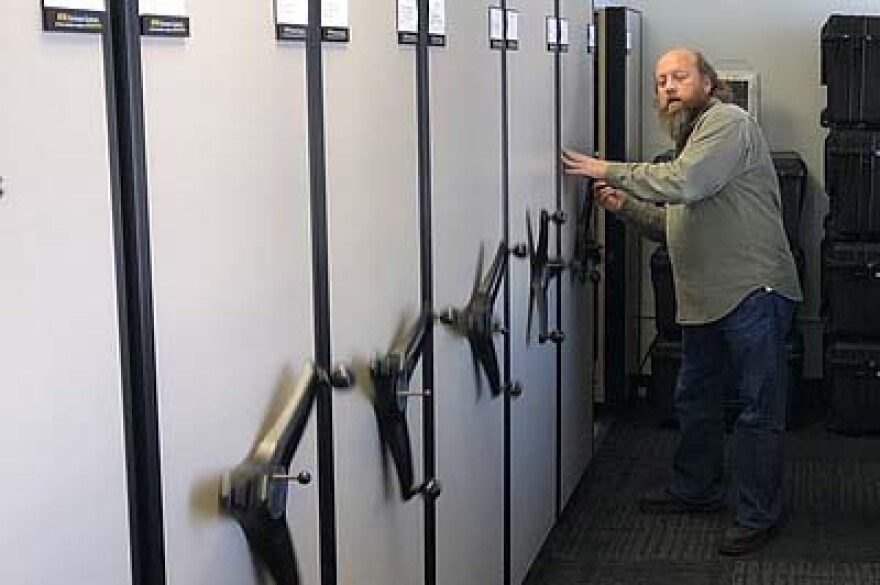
[
  {"xmin": 660, "ymin": 47, "xmax": 700, "ymax": 69},
  {"xmin": 655, "ymin": 47, "xmax": 729, "ymax": 104}
]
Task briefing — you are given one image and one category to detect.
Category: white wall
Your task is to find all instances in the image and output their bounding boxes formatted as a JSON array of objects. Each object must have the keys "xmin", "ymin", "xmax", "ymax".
[{"xmin": 599, "ymin": 0, "xmax": 880, "ymax": 377}]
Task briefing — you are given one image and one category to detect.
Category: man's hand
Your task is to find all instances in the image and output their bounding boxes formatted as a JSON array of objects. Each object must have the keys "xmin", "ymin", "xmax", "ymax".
[
  {"xmin": 593, "ymin": 180, "xmax": 627, "ymax": 212},
  {"xmin": 562, "ymin": 149, "xmax": 609, "ymax": 180}
]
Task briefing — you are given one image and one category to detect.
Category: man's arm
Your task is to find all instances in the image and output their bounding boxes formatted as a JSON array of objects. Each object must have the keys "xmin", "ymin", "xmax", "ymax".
[
  {"xmin": 616, "ymin": 197, "xmax": 667, "ymax": 244},
  {"xmin": 605, "ymin": 107, "xmax": 747, "ymax": 205}
]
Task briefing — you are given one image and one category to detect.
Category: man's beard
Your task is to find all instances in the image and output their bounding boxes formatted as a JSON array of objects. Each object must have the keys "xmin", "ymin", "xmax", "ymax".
[{"xmin": 656, "ymin": 95, "xmax": 709, "ymax": 147}]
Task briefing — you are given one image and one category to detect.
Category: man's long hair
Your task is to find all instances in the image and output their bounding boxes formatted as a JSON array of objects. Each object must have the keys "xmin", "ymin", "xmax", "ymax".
[{"xmin": 694, "ymin": 51, "xmax": 733, "ymax": 103}]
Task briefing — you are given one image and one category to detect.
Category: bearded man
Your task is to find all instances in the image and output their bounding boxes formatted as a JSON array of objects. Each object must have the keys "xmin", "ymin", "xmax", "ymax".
[{"xmin": 562, "ymin": 47, "xmax": 802, "ymax": 555}]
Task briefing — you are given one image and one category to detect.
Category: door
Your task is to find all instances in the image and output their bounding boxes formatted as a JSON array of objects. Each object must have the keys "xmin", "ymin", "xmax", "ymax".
[
  {"xmin": 507, "ymin": 4, "xmax": 557, "ymax": 583},
  {"xmin": 323, "ymin": 4, "xmax": 425, "ymax": 584},
  {"xmin": 432, "ymin": 1, "xmax": 505, "ymax": 583},
  {"xmin": 140, "ymin": 2, "xmax": 319, "ymax": 583},
  {"xmin": 0, "ymin": 3, "xmax": 132, "ymax": 583},
  {"xmin": 559, "ymin": 0, "xmax": 595, "ymax": 508}
]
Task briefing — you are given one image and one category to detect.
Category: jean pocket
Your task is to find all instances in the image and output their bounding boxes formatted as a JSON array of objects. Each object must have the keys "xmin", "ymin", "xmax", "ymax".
[
  {"xmin": 725, "ymin": 288, "xmax": 773, "ymax": 334},
  {"xmin": 770, "ymin": 292, "xmax": 796, "ymax": 333}
]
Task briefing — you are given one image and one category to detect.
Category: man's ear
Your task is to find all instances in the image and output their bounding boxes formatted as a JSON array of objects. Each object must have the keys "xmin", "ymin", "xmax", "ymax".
[{"xmin": 702, "ymin": 76, "xmax": 713, "ymax": 95}]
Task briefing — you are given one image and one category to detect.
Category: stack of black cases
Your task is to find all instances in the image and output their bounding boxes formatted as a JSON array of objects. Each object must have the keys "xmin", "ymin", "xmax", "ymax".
[
  {"xmin": 647, "ymin": 150, "xmax": 807, "ymax": 430},
  {"xmin": 821, "ymin": 14, "xmax": 880, "ymax": 434}
]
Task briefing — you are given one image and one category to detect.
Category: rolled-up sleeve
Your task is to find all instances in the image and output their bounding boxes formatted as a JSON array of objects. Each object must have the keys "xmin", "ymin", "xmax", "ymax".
[
  {"xmin": 604, "ymin": 109, "xmax": 747, "ymax": 205},
  {"xmin": 617, "ymin": 197, "xmax": 667, "ymax": 244}
]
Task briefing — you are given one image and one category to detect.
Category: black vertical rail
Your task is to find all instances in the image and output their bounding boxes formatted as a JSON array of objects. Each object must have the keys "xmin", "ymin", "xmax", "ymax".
[
  {"xmin": 306, "ymin": 0, "xmax": 337, "ymax": 583},
  {"xmin": 500, "ymin": 0, "xmax": 512, "ymax": 584},
  {"xmin": 103, "ymin": 2, "xmax": 166, "ymax": 584},
  {"xmin": 553, "ymin": 0, "xmax": 564, "ymax": 520},
  {"xmin": 591, "ymin": 8, "xmax": 601, "ymax": 435},
  {"xmin": 416, "ymin": 1, "xmax": 437, "ymax": 584},
  {"xmin": 603, "ymin": 8, "xmax": 628, "ymax": 407}
]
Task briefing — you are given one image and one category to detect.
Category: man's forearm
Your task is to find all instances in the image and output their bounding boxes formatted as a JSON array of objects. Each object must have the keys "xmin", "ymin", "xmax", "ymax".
[
  {"xmin": 603, "ymin": 104, "xmax": 746, "ymax": 205},
  {"xmin": 616, "ymin": 197, "xmax": 667, "ymax": 244}
]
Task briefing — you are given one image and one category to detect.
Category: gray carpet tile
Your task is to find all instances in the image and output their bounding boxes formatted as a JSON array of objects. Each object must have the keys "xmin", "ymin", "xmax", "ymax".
[
  {"xmin": 730, "ymin": 561, "xmax": 880, "ymax": 585},
  {"xmin": 574, "ymin": 522, "xmax": 724, "ymax": 563},
  {"xmin": 523, "ymin": 560, "xmax": 593, "ymax": 585},
  {"xmin": 786, "ymin": 458, "xmax": 880, "ymax": 512},
  {"xmin": 523, "ymin": 404, "xmax": 880, "ymax": 585},
  {"xmin": 749, "ymin": 513, "xmax": 880, "ymax": 563},
  {"xmin": 580, "ymin": 561, "xmax": 728, "ymax": 585}
]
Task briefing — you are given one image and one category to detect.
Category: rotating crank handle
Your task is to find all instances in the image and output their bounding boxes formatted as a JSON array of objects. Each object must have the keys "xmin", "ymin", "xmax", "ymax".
[
  {"xmin": 397, "ymin": 389, "xmax": 432, "ymax": 398},
  {"xmin": 539, "ymin": 330, "xmax": 565, "ymax": 345},
  {"xmin": 510, "ymin": 243, "xmax": 528, "ymax": 259},
  {"xmin": 328, "ymin": 363, "xmax": 355, "ymax": 389},
  {"xmin": 401, "ymin": 310, "xmax": 431, "ymax": 376},
  {"xmin": 272, "ymin": 471, "xmax": 313, "ymax": 485},
  {"xmin": 437, "ymin": 308, "xmax": 457, "ymax": 325},
  {"xmin": 414, "ymin": 478, "xmax": 442, "ymax": 500}
]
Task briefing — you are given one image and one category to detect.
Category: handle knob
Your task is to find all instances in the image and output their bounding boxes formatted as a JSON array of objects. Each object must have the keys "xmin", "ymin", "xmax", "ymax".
[
  {"xmin": 419, "ymin": 478, "xmax": 442, "ymax": 499},
  {"xmin": 510, "ymin": 243, "xmax": 528, "ymax": 258},
  {"xmin": 437, "ymin": 308, "xmax": 457, "ymax": 325},
  {"xmin": 329, "ymin": 364, "xmax": 355, "ymax": 389},
  {"xmin": 539, "ymin": 330, "xmax": 565, "ymax": 345},
  {"xmin": 548, "ymin": 259, "xmax": 568, "ymax": 276},
  {"xmin": 397, "ymin": 389, "xmax": 432, "ymax": 398},
  {"xmin": 273, "ymin": 471, "xmax": 312, "ymax": 485},
  {"xmin": 506, "ymin": 381, "xmax": 523, "ymax": 397}
]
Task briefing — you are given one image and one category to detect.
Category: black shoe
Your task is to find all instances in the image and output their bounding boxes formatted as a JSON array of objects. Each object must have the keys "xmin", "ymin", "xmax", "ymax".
[
  {"xmin": 637, "ymin": 486, "xmax": 725, "ymax": 515},
  {"xmin": 717, "ymin": 522, "xmax": 779, "ymax": 556}
]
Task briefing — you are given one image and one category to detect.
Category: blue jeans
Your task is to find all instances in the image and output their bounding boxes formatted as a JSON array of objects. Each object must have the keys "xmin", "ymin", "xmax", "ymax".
[{"xmin": 669, "ymin": 288, "xmax": 795, "ymax": 528}]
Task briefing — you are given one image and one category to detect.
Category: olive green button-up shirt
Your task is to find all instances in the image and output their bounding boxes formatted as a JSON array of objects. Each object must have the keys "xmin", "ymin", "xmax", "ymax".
[{"xmin": 606, "ymin": 100, "xmax": 803, "ymax": 325}]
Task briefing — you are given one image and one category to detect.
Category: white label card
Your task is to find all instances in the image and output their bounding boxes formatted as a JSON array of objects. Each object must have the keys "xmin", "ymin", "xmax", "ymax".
[
  {"xmin": 560, "ymin": 18, "xmax": 569, "ymax": 45},
  {"xmin": 140, "ymin": 0, "xmax": 186, "ymax": 16},
  {"xmin": 277, "ymin": 0, "xmax": 307, "ymax": 26},
  {"xmin": 322, "ymin": 0, "xmax": 348, "ymax": 29},
  {"xmin": 546, "ymin": 16, "xmax": 557, "ymax": 45},
  {"xmin": 489, "ymin": 7, "xmax": 504, "ymax": 41},
  {"xmin": 506, "ymin": 9, "xmax": 518, "ymax": 42},
  {"xmin": 429, "ymin": 0, "xmax": 445, "ymax": 36},
  {"xmin": 398, "ymin": 0, "xmax": 417, "ymax": 33},
  {"xmin": 44, "ymin": 0, "xmax": 104, "ymax": 10}
]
